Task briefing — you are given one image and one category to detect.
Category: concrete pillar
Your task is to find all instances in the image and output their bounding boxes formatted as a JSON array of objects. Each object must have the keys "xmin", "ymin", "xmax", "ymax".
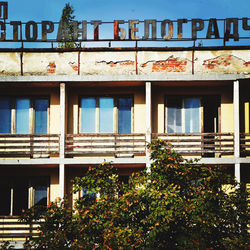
[
  {"xmin": 233, "ymin": 80, "xmax": 240, "ymax": 182},
  {"xmin": 59, "ymin": 83, "xmax": 66, "ymax": 198},
  {"xmin": 146, "ymin": 82, "xmax": 152, "ymax": 172}
]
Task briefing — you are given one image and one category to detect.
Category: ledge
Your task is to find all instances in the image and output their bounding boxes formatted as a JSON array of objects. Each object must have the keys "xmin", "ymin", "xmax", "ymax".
[
  {"xmin": 1, "ymin": 157, "xmax": 250, "ymax": 166},
  {"xmin": 0, "ymin": 74, "xmax": 247, "ymax": 83}
]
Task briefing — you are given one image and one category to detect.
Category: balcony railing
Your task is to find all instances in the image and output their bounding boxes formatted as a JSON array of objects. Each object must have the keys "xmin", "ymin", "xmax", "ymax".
[
  {"xmin": 240, "ymin": 133, "xmax": 250, "ymax": 156},
  {"xmin": 152, "ymin": 133, "xmax": 235, "ymax": 157},
  {"xmin": 65, "ymin": 133, "xmax": 146, "ymax": 157},
  {"xmin": 0, "ymin": 132, "xmax": 249, "ymax": 159},
  {"xmin": 0, "ymin": 134, "xmax": 60, "ymax": 158},
  {"xmin": 0, "ymin": 216, "xmax": 40, "ymax": 241}
]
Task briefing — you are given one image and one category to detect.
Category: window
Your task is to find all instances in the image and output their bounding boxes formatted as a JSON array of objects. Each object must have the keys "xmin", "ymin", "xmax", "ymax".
[
  {"xmin": 118, "ymin": 98, "xmax": 132, "ymax": 134},
  {"xmin": 0, "ymin": 177, "xmax": 49, "ymax": 216},
  {"xmin": 16, "ymin": 98, "xmax": 30, "ymax": 134},
  {"xmin": 99, "ymin": 97, "xmax": 114, "ymax": 133},
  {"xmin": 166, "ymin": 97, "xmax": 201, "ymax": 133},
  {"xmin": 80, "ymin": 96, "xmax": 132, "ymax": 134},
  {"xmin": 34, "ymin": 99, "xmax": 49, "ymax": 134},
  {"xmin": 0, "ymin": 97, "xmax": 49, "ymax": 134},
  {"xmin": 31, "ymin": 177, "xmax": 49, "ymax": 206},
  {"xmin": 0, "ymin": 98, "xmax": 11, "ymax": 133}
]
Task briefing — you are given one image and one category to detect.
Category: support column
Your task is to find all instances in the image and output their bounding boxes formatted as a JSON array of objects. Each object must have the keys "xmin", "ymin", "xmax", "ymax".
[
  {"xmin": 59, "ymin": 83, "xmax": 66, "ymax": 198},
  {"xmin": 233, "ymin": 80, "xmax": 240, "ymax": 182},
  {"xmin": 146, "ymin": 82, "xmax": 152, "ymax": 173}
]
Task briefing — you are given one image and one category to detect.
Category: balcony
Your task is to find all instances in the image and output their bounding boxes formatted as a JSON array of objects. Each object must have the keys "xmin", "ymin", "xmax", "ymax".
[
  {"xmin": 0, "ymin": 133, "xmax": 249, "ymax": 159},
  {"xmin": 152, "ymin": 133, "xmax": 235, "ymax": 157},
  {"xmin": 65, "ymin": 133, "xmax": 146, "ymax": 158},
  {"xmin": 0, "ymin": 134, "xmax": 60, "ymax": 158},
  {"xmin": 0, "ymin": 216, "xmax": 40, "ymax": 242},
  {"xmin": 240, "ymin": 133, "xmax": 250, "ymax": 157}
]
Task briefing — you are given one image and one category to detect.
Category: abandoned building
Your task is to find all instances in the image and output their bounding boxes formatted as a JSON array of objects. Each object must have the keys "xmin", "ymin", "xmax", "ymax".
[{"xmin": 0, "ymin": 10, "xmax": 249, "ymax": 245}]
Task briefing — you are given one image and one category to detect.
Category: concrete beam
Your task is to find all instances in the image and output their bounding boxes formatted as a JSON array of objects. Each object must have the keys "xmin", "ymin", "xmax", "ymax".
[
  {"xmin": 0, "ymin": 158, "xmax": 60, "ymax": 165},
  {"xmin": 235, "ymin": 163, "xmax": 241, "ymax": 183},
  {"xmin": 234, "ymin": 80, "xmax": 240, "ymax": 158},
  {"xmin": 1, "ymin": 157, "xmax": 250, "ymax": 166},
  {"xmin": 0, "ymin": 74, "xmax": 247, "ymax": 83},
  {"xmin": 59, "ymin": 83, "xmax": 66, "ymax": 198},
  {"xmin": 233, "ymin": 80, "xmax": 240, "ymax": 182},
  {"xmin": 146, "ymin": 81, "xmax": 152, "ymax": 172},
  {"xmin": 63, "ymin": 157, "xmax": 148, "ymax": 165},
  {"xmin": 0, "ymin": 157, "xmax": 146, "ymax": 166},
  {"xmin": 198, "ymin": 158, "xmax": 237, "ymax": 165}
]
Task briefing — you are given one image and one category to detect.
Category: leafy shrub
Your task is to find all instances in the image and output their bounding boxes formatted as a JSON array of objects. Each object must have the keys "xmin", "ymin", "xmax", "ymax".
[{"xmin": 21, "ymin": 140, "xmax": 249, "ymax": 249}]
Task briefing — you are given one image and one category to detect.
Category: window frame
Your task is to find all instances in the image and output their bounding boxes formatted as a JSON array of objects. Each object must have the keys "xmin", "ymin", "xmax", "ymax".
[
  {"xmin": 78, "ymin": 95, "xmax": 134, "ymax": 134},
  {"xmin": 165, "ymin": 95, "xmax": 202, "ymax": 133},
  {"xmin": 0, "ymin": 96, "xmax": 50, "ymax": 134}
]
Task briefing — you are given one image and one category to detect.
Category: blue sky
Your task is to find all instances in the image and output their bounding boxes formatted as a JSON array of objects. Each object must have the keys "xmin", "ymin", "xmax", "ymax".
[
  {"xmin": 3, "ymin": 0, "xmax": 250, "ymax": 48},
  {"xmin": 8, "ymin": 0, "xmax": 250, "ymax": 21}
]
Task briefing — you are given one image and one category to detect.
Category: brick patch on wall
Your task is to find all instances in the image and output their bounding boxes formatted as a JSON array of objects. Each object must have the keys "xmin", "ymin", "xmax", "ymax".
[
  {"xmin": 141, "ymin": 56, "xmax": 189, "ymax": 72},
  {"xmin": 203, "ymin": 55, "xmax": 250, "ymax": 70},
  {"xmin": 46, "ymin": 62, "xmax": 56, "ymax": 74},
  {"xmin": 96, "ymin": 60, "xmax": 134, "ymax": 67}
]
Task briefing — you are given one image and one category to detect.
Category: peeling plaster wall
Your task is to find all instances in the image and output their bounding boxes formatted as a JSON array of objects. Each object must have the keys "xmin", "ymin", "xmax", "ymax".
[
  {"xmin": 23, "ymin": 52, "xmax": 79, "ymax": 75},
  {"xmin": 195, "ymin": 50, "xmax": 250, "ymax": 75},
  {"xmin": 0, "ymin": 50, "xmax": 249, "ymax": 76},
  {"xmin": 137, "ymin": 51, "xmax": 193, "ymax": 75},
  {"xmin": 0, "ymin": 53, "xmax": 20, "ymax": 75},
  {"xmin": 80, "ymin": 52, "xmax": 136, "ymax": 75}
]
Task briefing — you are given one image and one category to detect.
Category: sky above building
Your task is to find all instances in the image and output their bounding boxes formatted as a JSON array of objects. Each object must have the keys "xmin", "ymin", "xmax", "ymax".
[
  {"xmin": 8, "ymin": 0, "xmax": 250, "ymax": 21},
  {"xmin": 3, "ymin": 0, "xmax": 250, "ymax": 48}
]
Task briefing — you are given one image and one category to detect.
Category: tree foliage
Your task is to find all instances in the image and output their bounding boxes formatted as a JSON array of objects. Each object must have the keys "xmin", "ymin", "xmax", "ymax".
[
  {"xmin": 58, "ymin": 3, "xmax": 79, "ymax": 48},
  {"xmin": 20, "ymin": 140, "xmax": 249, "ymax": 249}
]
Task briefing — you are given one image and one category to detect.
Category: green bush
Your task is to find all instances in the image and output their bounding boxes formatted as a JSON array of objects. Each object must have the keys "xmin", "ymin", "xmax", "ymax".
[{"xmin": 21, "ymin": 140, "xmax": 249, "ymax": 249}]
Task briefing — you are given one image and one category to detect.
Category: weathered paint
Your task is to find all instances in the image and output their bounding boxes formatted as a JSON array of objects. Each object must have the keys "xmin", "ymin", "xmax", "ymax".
[
  {"xmin": 0, "ymin": 52, "xmax": 20, "ymax": 75},
  {"xmin": 141, "ymin": 56, "xmax": 188, "ymax": 73},
  {"xmin": 137, "ymin": 51, "xmax": 193, "ymax": 74},
  {"xmin": 23, "ymin": 52, "xmax": 79, "ymax": 75},
  {"xmin": 80, "ymin": 52, "xmax": 136, "ymax": 75},
  {"xmin": 195, "ymin": 50, "xmax": 250, "ymax": 75},
  {"xmin": 0, "ymin": 50, "xmax": 249, "ymax": 76}
]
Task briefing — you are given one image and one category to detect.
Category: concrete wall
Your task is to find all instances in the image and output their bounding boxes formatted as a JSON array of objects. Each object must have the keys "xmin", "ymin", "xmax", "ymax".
[{"xmin": 0, "ymin": 50, "xmax": 249, "ymax": 76}]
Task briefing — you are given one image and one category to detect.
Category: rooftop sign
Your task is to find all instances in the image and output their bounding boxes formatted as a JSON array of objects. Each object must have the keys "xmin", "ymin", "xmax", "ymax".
[{"xmin": 0, "ymin": 2, "xmax": 249, "ymax": 44}]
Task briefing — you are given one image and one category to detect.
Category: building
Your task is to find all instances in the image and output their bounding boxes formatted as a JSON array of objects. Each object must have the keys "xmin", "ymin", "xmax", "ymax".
[{"xmin": 0, "ymin": 44, "xmax": 249, "ymax": 244}]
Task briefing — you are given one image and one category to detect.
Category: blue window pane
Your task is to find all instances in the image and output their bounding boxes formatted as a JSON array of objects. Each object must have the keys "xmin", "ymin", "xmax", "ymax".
[
  {"xmin": 81, "ymin": 98, "xmax": 96, "ymax": 133},
  {"xmin": 34, "ymin": 186, "xmax": 47, "ymax": 206},
  {"xmin": 184, "ymin": 98, "xmax": 200, "ymax": 132},
  {"xmin": 32, "ymin": 177, "xmax": 48, "ymax": 206},
  {"xmin": 167, "ymin": 98, "xmax": 182, "ymax": 133},
  {"xmin": 15, "ymin": 98, "xmax": 30, "ymax": 134},
  {"xmin": 99, "ymin": 97, "xmax": 113, "ymax": 133},
  {"xmin": 82, "ymin": 189, "xmax": 96, "ymax": 199},
  {"xmin": 0, "ymin": 98, "xmax": 11, "ymax": 133},
  {"xmin": 35, "ymin": 99, "xmax": 48, "ymax": 134},
  {"xmin": 118, "ymin": 97, "xmax": 131, "ymax": 133}
]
